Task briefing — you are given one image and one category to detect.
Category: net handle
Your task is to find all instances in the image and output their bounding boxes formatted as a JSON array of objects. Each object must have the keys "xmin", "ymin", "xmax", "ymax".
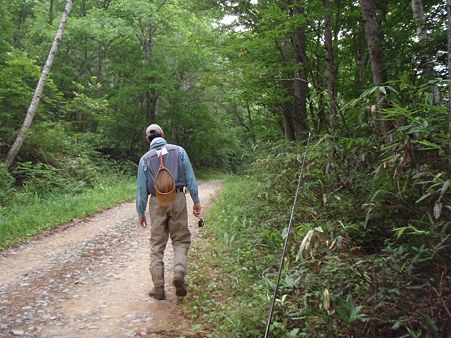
[{"xmin": 159, "ymin": 152, "xmax": 165, "ymax": 169}]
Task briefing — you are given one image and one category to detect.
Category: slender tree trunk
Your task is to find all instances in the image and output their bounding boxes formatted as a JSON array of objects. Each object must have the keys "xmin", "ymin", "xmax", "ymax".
[
  {"xmin": 246, "ymin": 104, "xmax": 257, "ymax": 147},
  {"xmin": 97, "ymin": 45, "xmax": 105, "ymax": 84},
  {"xmin": 323, "ymin": 0, "xmax": 337, "ymax": 128},
  {"xmin": 4, "ymin": 0, "xmax": 73, "ymax": 168},
  {"xmin": 360, "ymin": 0, "xmax": 386, "ymax": 86},
  {"xmin": 103, "ymin": 0, "xmax": 112, "ymax": 9},
  {"xmin": 49, "ymin": 0, "xmax": 54, "ymax": 24},
  {"xmin": 278, "ymin": 39, "xmax": 296, "ymax": 141},
  {"xmin": 412, "ymin": 0, "xmax": 440, "ymax": 102},
  {"xmin": 354, "ymin": 50, "xmax": 366, "ymax": 92},
  {"xmin": 141, "ymin": 0, "xmax": 170, "ymax": 123},
  {"xmin": 281, "ymin": 90, "xmax": 296, "ymax": 141},
  {"xmin": 412, "ymin": 0, "xmax": 432, "ymax": 75},
  {"xmin": 447, "ymin": 0, "xmax": 451, "ymax": 173},
  {"xmin": 143, "ymin": 2, "xmax": 157, "ymax": 122},
  {"xmin": 293, "ymin": 6, "xmax": 309, "ymax": 139},
  {"xmin": 82, "ymin": 0, "xmax": 87, "ymax": 16},
  {"xmin": 316, "ymin": 91, "xmax": 327, "ymax": 132},
  {"xmin": 360, "ymin": 0, "xmax": 393, "ymax": 138}
]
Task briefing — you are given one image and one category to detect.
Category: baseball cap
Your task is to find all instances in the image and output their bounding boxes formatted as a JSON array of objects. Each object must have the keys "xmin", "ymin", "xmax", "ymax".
[{"xmin": 146, "ymin": 124, "xmax": 163, "ymax": 137}]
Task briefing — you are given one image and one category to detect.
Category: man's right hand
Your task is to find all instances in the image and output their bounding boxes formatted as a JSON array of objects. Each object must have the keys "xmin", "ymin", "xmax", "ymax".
[
  {"xmin": 139, "ymin": 216, "xmax": 148, "ymax": 228},
  {"xmin": 193, "ymin": 202, "xmax": 201, "ymax": 217}
]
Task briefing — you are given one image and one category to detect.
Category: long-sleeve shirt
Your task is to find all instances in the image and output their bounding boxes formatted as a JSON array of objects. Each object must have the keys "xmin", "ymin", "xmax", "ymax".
[{"xmin": 136, "ymin": 137, "xmax": 200, "ymax": 218}]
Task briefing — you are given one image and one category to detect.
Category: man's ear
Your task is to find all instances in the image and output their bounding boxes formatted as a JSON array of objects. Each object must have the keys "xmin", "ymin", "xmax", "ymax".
[{"xmin": 146, "ymin": 136, "xmax": 151, "ymax": 144}]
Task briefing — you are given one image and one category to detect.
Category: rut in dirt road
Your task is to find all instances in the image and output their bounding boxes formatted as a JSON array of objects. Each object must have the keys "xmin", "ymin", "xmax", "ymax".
[{"xmin": 0, "ymin": 180, "xmax": 223, "ymax": 338}]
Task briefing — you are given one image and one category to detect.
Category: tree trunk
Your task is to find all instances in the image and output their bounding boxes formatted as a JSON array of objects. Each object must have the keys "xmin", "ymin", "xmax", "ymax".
[
  {"xmin": 97, "ymin": 44, "xmax": 106, "ymax": 85},
  {"xmin": 277, "ymin": 38, "xmax": 296, "ymax": 141},
  {"xmin": 412, "ymin": 0, "xmax": 440, "ymax": 102},
  {"xmin": 360, "ymin": 0, "xmax": 393, "ymax": 138},
  {"xmin": 4, "ymin": 0, "xmax": 74, "ymax": 168},
  {"xmin": 316, "ymin": 91, "xmax": 328, "ymax": 132},
  {"xmin": 82, "ymin": 0, "xmax": 87, "ymax": 16},
  {"xmin": 360, "ymin": 0, "xmax": 386, "ymax": 85},
  {"xmin": 412, "ymin": 0, "xmax": 432, "ymax": 77},
  {"xmin": 293, "ymin": 6, "xmax": 309, "ymax": 139},
  {"xmin": 142, "ymin": 1, "xmax": 157, "ymax": 122},
  {"xmin": 447, "ymin": 0, "xmax": 451, "ymax": 173},
  {"xmin": 281, "ymin": 89, "xmax": 296, "ymax": 141},
  {"xmin": 49, "ymin": 0, "xmax": 54, "ymax": 24},
  {"xmin": 323, "ymin": 0, "xmax": 337, "ymax": 128}
]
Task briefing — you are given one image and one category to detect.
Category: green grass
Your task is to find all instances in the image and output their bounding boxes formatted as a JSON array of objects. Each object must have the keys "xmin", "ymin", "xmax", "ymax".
[
  {"xmin": 0, "ymin": 175, "xmax": 136, "ymax": 250},
  {"xmin": 194, "ymin": 169, "xmax": 230, "ymax": 181},
  {"xmin": 183, "ymin": 175, "xmax": 269, "ymax": 337}
]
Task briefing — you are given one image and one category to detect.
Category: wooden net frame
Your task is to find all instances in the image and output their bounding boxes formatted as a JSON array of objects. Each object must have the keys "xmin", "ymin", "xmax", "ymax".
[{"xmin": 154, "ymin": 153, "xmax": 176, "ymax": 207}]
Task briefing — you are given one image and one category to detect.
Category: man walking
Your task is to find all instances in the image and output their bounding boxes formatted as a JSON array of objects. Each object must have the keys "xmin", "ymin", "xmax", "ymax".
[{"xmin": 136, "ymin": 124, "xmax": 201, "ymax": 300}]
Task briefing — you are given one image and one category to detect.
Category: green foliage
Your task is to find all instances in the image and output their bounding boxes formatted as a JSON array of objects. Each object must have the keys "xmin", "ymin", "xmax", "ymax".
[
  {"xmin": 0, "ymin": 162, "xmax": 13, "ymax": 205},
  {"xmin": 11, "ymin": 121, "xmax": 112, "ymax": 196},
  {"xmin": 12, "ymin": 161, "xmax": 67, "ymax": 196},
  {"xmin": 187, "ymin": 99, "xmax": 449, "ymax": 335},
  {"xmin": 0, "ymin": 0, "xmax": 14, "ymax": 62},
  {"xmin": 334, "ymin": 294, "xmax": 367, "ymax": 325},
  {"xmin": 0, "ymin": 50, "xmax": 40, "ymax": 142},
  {"xmin": 64, "ymin": 90, "xmax": 111, "ymax": 134},
  {"xmin": 246, "ymin": 79, "xmax": 449, "ymax": 335},
  {"xmin": 183, "ymin": 177, "xmax": 270, "ymax": 337},
  {"xmin": 0, "ymin": 174, "xmax": 135, "ymax": 250}
]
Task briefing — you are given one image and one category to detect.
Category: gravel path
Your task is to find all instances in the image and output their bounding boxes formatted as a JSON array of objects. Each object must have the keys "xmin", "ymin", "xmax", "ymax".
[{"xmin": 0, "ymin": 180, "xmax": 223, "ymax": 338}]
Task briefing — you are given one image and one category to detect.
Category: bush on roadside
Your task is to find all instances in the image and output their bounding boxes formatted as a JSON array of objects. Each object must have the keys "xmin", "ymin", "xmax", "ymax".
[
  {"xmin": 190, "ymin": 121, "xmax": 449, "ymax": 336},
  {"xmin": 0, "ymin": 162, "xmax": 14, "ymax": 205}
]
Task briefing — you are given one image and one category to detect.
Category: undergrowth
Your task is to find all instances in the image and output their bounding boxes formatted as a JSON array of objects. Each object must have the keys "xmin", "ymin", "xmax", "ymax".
[
  {"xmin": 0, "ymin": 174, "xmax": 135, "ymax": 250},
  {"xmin": 184, "ymin": 177, "xmax": 272, "ymax": 337},
  {"xmin": 183, "ymin": 126, "xmax": 450, "ymax": 337}
]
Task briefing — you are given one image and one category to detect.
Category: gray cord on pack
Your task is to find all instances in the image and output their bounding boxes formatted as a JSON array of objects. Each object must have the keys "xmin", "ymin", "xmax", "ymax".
[{"xmin": 264, "ymin": 132, "xmax": 311, "ymax": 337}]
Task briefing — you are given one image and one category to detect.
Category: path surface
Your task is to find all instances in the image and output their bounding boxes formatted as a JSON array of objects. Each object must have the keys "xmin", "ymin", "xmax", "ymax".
[{"xmin": 0, "ymin": 180, "xmax": 223, "ymax": 338}]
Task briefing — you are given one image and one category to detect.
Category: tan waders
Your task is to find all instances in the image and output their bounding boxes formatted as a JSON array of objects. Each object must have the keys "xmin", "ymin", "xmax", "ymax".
[{"xmin": 148, "ymin": 191, "xmax": 190, "ymax": 299}]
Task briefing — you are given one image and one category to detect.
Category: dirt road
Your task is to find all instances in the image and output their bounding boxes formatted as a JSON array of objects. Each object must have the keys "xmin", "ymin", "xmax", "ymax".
[{"xmin": 0, "ymin": 180, "xmax": 223, "ymax": 338}]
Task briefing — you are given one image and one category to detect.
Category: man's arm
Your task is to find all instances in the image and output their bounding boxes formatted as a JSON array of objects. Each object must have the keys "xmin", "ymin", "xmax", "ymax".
[
  {"xmin": 179, "ymin": 147, "xmax": 201, "ymax": 213},
  {"xmin": 136, "ymin": 158, "xmax": 149, "ymax": 227}
]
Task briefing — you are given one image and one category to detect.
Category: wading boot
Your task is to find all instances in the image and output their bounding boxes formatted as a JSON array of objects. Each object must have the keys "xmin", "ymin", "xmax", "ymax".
[
  {"xmin": 148, "ymin": 286, "xmax": 165, "ymax": 300},
  {"xmin": 172, "ymin": 272, "xmax": 187, "ymax": 297}
]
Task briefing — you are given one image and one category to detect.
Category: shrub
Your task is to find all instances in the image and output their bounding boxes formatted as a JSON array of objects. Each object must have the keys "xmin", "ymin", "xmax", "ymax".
[{"xmin": 0, "ymin": 162, "xmax": 13, "ymax": 205}]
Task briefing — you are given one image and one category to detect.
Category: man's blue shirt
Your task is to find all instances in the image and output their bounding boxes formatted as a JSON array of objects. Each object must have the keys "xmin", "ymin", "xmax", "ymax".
[{"xmin": 136, "ymin": 137, "xmax": 200, "ymax": 218}]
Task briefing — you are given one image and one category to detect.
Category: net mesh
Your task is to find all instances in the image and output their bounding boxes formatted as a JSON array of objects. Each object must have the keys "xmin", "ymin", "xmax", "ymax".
[{"xmin": 154, "ymin": 167, "xmax": 176, "ymax": 207}]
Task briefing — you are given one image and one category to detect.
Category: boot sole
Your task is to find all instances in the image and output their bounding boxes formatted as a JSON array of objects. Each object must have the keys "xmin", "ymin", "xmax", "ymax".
[
  {"xmin": 148, "ymin": 291, "xmax": 166, "ymax": 300},
  {"xmin": 172, "ymin": 279, "xmax": 187, "ymax": 297}
]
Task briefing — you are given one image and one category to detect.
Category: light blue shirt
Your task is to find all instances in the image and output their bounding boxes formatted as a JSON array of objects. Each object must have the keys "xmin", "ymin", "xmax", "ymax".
[{"xmin": 136, "ymin": 137, "xmax": 200, "ymax": 218}]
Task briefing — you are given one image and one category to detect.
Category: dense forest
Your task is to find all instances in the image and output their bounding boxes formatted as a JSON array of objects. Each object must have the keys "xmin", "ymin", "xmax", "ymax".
[{"xmin": 0, "ymin": 0, "xmax": 450, "ymax": 336}]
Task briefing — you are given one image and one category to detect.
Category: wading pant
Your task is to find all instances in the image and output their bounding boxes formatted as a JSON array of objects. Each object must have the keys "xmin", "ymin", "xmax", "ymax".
[{"xmin": 148, "ymin": 192, "xmax": 191, "ymax": 287}]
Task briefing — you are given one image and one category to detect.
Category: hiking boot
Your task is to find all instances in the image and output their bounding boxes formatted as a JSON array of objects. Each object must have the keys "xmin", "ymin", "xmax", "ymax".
[
  {"xmin": 172, "ymin": 273, "xmax": 187, "ymax": 297},
  {"xmin": 148, "ymin": 286, "xmax": 165, "ymax": 300}
]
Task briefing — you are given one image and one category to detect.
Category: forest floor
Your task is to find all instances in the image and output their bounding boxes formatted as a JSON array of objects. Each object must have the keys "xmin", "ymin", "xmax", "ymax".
[{"xmin": 0, "ymin": 179, "xmax": 224, "ymax": 338}]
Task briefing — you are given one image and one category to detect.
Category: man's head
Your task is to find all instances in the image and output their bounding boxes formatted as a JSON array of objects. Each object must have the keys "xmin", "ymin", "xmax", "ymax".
[{"xmin": 146, "ymin": 124, "xmax": 164, "ymax": 143}]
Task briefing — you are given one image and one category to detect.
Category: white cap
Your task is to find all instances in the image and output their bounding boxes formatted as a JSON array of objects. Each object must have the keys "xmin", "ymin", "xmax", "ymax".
[{"xmin": 145, "ymin": 124, "xmax": 163, "ymax": 137}]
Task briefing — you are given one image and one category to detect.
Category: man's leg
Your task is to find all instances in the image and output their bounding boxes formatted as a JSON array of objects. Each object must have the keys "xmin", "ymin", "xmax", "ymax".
[
  {"xmin": 168, "ymin": 193, "xmax": 190, "ymax": 296},
  {"xmin": 148, "ymin": 196, "xmax": 169, "ymax": 299}
]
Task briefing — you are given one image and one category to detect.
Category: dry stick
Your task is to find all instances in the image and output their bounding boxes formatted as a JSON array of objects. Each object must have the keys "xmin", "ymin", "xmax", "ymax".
[
  {"xmin": 432, "ymin": 287, "xmax": 451, "ymax": 318},
  {"xmin": 264, "ymin": 133, "xmax": 311, "ymax": 338}
]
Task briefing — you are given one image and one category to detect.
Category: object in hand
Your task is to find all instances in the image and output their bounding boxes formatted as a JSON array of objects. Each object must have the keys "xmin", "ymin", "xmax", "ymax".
[{"xmin": 195, "ymin": 215, "xmax": 204, "ymax": 227}]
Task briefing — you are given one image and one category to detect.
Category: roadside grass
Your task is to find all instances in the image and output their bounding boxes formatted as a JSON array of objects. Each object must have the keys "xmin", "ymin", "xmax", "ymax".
[
  {"xmin": 195, "ymin": 139, "xmax": 451, "ymax": 337},
  {"xmin": 0, "ymin": 175, "xmax": 136, "ymax": 250},
  {"xmin": 183, "ymin": 175, "xmax": 269, "ymax": 337},
  {"xmin": 195, "ymin": 169, "xmax": 230, "ymax": 181}
]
